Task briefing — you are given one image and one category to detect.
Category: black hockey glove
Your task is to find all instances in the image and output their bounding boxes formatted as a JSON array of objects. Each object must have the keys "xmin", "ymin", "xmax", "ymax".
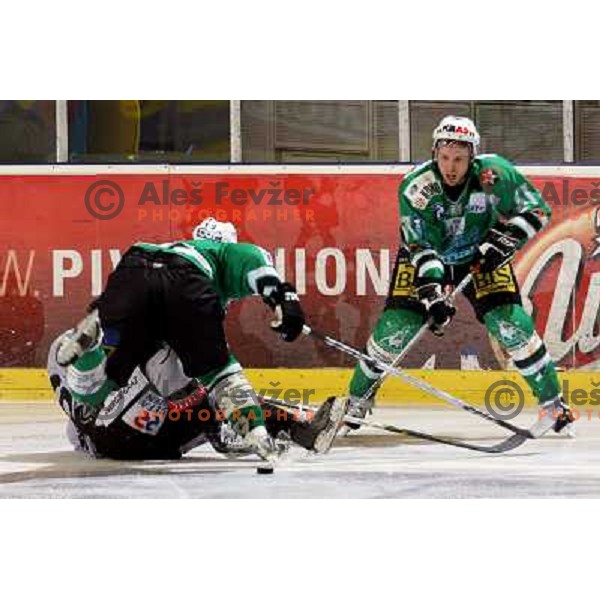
[
  {"xmin": 473, "ymin": 223, "xmax": 523, "ymax": 273},
  {"xmin": 261, "ymin": 281, "xmax": 305, "ymax": 342},
  {"xmin": 417, "ymin": 282, "xmax": 456, "ymax": 337}
]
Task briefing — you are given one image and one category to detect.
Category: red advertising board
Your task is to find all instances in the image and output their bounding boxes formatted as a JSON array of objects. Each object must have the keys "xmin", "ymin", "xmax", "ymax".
[
  {"xmin": 514, "ymin": 176, "xmax": 600, "ymax": 371},
  {"xmin": 0, "ymin": 167, "xmax": 598, "ymax": 370}
]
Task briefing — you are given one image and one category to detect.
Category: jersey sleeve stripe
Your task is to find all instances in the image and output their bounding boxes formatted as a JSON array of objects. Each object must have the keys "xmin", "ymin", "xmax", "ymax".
[
  {"xmin": 509, "ymin": 215, "xmax": 538, "ymax": 240},
  {"xmin": 417, "ymin": 259, "xmax": 444, "ymax": 279},
  {"xmin": 247, "ymin": 266, "xmax": 280, "ymax": 294}
]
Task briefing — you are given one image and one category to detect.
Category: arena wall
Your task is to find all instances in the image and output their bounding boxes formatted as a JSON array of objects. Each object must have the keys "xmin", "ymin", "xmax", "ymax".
[{"xmin": 1, "ymin": 165, "xmax": 598, "ymax": 401}]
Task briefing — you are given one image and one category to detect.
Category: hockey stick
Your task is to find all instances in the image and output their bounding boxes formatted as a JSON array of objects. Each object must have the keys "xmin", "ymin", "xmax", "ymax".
[
  {"xmin": 358, "ymin": 273, "xmax": 474, "ymax": 404},
  {"xmin": 343, "ymin": 415, "xmax": 527, "ymax": 453},
  {"xmin": 261, "ymin": 396, "xmax": 527, "ymax": 454},
  {"xmin": 302, "ymin": 325, "xmax": 533, "ymax": 439}
]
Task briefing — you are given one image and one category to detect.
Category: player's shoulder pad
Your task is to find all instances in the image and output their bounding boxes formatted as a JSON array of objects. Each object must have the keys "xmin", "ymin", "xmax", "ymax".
[
  {"xmin": 400, "ymin": 160, "xmax": 441, "ymax": 211},
  {"xmin": 186, "ymin": 238, "xmax": 218, "ymax": 249},
  {"xmin": 475, "ymin": 153, "xmax": 516, "ymax": 169},
  {"xmin": 473, "ymin": 153, "xmax": 521, "ymax": 190},
  {"xmin": 232, "ymin": 242, "xmax": 275, "ymax": 267},
  {"xmin": 402, "ymin": 159, "xmax": 434, "ymax": 185}
]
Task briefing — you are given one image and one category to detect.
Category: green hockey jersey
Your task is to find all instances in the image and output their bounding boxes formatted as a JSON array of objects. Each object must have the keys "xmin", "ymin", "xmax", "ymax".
[
  {"xmin": 133, "ymin": 239, "xmax": 279, "ymax": 307},
  {"xmin": 400, "ymin": 154, "xmax": 551, "ymax": 279}
]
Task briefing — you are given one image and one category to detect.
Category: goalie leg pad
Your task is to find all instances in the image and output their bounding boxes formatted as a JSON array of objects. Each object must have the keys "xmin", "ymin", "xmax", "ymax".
[
  {"xmin": 290, "ymin": 396, "xmax": 349, "ymax": 453},
  {"xmin": 208, "ymin": 371, "xmax": 265, "ymax": 437}
]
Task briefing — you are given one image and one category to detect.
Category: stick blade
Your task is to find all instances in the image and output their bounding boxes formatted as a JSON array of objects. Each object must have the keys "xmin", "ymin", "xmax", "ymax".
[{"xmin": 485, "ymin": 433, "xmax": 529, "ymax": 454}]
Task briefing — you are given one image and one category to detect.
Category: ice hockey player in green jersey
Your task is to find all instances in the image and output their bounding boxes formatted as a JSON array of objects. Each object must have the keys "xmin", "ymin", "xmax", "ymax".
[
  {"xmin": 342, "ymin": 115, "xmax": 573, "ymax": 436},
  {"xmin": 56, "ymin": 218, "xmax": 306, "ymax": 463}
]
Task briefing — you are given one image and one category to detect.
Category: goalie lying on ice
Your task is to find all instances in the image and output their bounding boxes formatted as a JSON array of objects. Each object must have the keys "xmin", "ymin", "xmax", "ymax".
[
  {"xmin": 48, "ymin": 334, "xmax": 347, "ymax": 460},
  {"xmin": 52, "ymin": 217, "xmax": 345, "ymax": 461}
]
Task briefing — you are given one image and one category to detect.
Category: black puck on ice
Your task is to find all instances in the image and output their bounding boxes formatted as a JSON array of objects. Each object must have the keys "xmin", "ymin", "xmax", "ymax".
[{"xmin": 257, "ymin": 465, "xmax": 274, "ymax": 475}]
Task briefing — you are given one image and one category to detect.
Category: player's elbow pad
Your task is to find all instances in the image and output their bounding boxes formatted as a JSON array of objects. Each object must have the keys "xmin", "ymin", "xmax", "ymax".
[{"xmin": 507, "ymin": 209, "xmax": 549, "ymax": 243}]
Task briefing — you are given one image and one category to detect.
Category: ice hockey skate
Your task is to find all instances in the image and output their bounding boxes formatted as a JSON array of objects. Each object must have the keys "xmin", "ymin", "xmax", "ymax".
[
  {"xmin": 291, "ymin": 395, "xmax": 349, "ymax": 453},
  {"xmin": 337, "ymin": 394, "xmax": 374, "ymax": 437},
  {"xmin": 530, "ymin": 396, "xmax": 576, "ymax": 439}
]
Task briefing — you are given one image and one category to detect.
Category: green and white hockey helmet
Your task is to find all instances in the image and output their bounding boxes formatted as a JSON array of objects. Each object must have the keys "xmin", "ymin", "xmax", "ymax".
[
  {"xmin": 432, "ymin": 115, "xmax": 480, "ymax": 156},
  {"xmin": 193, "ymin": 217, "xmax": 238, "ymax": 243}
]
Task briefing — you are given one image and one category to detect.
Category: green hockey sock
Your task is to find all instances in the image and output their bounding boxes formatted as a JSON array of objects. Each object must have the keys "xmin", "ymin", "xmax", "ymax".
[
  {"xmin": 484, "ymin": 304, "xmax": 561, "ymax": 404},
  {"xmin": 349, "ymin": 308, "xmax": 425, "ymax": 399}
]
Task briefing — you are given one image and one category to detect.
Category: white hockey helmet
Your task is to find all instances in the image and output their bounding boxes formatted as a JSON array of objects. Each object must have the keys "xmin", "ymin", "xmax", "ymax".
[
  {"xmin": 193, "ymin": 217, "xmax": 238, "ymax": 243},
  {"xmin": 432, "ymin": 115, "xmax": 480, "ymax": 156}
]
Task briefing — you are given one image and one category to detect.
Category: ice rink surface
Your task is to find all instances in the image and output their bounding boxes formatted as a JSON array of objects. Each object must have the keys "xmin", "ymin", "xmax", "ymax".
[{"xmin": 0, "ymin": 402, "xmax": 598, "ymax": 498}]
